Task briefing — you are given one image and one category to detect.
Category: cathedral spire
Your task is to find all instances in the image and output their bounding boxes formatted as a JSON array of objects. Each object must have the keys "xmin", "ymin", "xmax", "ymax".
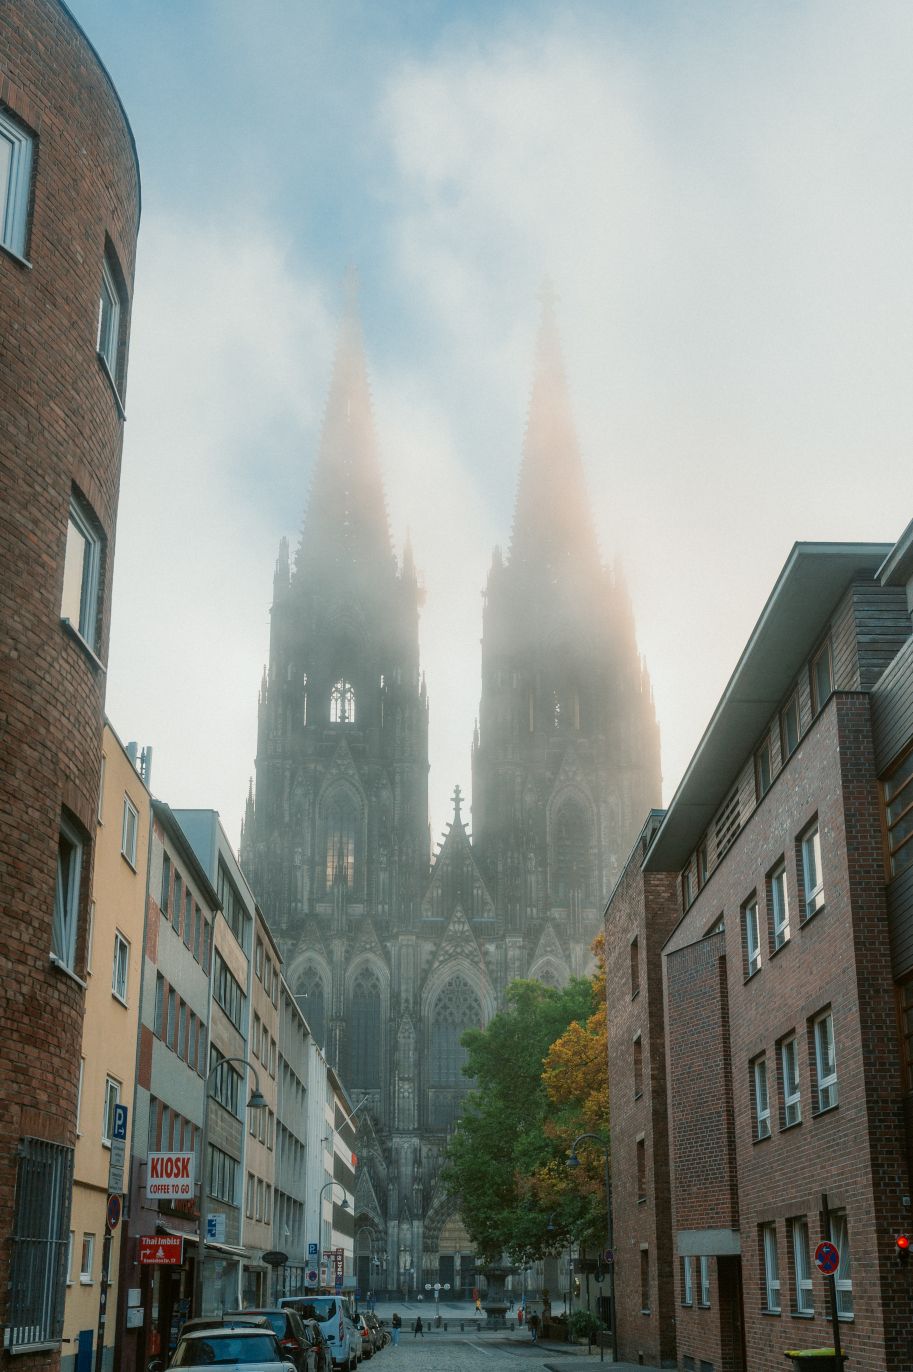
[
  {"xmin": 508, "ymin": 289, "xmax": 600, "ymax": 580},
  {"xmin": 297, "ymin": 270, "xmax": 394, "ymax": 583}
]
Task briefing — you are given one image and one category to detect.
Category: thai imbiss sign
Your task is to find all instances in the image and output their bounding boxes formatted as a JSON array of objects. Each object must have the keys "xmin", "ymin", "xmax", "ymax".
[{"xmin": 146, "ymin": 1152, "xmax": 195, "ymax": 1200}]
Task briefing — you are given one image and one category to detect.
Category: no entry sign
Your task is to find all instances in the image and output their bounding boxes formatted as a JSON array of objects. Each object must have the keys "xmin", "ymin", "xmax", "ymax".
[{"xmin": 814, "ymin": 1240, "xmax": 840, "ymax": 1275}]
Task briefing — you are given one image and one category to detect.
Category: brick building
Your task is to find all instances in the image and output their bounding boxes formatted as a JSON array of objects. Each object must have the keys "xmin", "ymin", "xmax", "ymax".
[
  {"xmin": 607, "ymin": 531, "xmax": 913, "ymax": 1372},
  {"xmin": 0, "ymin": 2, "xmax": 139, "ymax": 1364}
]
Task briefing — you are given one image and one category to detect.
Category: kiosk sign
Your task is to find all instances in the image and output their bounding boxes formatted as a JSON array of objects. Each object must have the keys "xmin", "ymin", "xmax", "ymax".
[{"xmin": 146, "ymin": 1153, "xmax": 194, "ymax": 1200}]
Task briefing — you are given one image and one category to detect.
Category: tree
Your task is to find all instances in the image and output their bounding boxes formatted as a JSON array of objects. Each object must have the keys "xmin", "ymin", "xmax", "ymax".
[{"xmin": 441, "ymin": 976, "xmax": 600, "ymax": 1264}]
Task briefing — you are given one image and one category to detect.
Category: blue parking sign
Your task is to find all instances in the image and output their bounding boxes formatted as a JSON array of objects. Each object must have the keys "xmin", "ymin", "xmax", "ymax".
[{"xmin": 113, "ymin": 1104, "xmax": 128, "ymax": 1141}]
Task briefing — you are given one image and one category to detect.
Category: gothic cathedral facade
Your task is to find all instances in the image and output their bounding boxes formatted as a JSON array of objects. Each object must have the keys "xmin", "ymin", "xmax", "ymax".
[{"xmin": 240, "ymin": 299, "xmax": 661, "ymax": 1296}]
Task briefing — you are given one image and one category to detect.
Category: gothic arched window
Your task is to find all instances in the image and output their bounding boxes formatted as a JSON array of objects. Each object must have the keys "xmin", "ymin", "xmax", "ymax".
[
  {"xmin": 554, "ymin": 798, "xmax": 592, "ymax": 903},
  {"xmin": 296, "ymin": 965, "xmax": 326, "ymax": 1049},
  {"xmin": 430, "ymin": 976, "xmax": 482, "ymax": 1087},
  {"xmin": 349, "ymin": 968, "xmax": 382, "ymax": 1088},
  {"xmin": 330, "ymin": 679, "xmax": 356, "ymax": 725},
  {"xmin": 324, "ymin": 790, "xmax": 359, "ymax": 889}
]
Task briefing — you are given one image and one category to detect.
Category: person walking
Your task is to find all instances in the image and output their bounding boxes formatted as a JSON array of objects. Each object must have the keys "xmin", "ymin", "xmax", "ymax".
[
  {"xmin": 529, "ymin": 1313, "xmax": 540, "ymax": 1343},
  {"xmin": 391, "ymin": 1313, "xmax": 401, "ymax": 1347},
  {"xmin": 413, "ymin": 1316, "xmax": 424, "ymax": 1338}
]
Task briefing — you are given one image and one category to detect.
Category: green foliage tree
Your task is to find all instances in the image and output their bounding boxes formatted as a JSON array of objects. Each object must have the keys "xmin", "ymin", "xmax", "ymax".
[{"xmin": 441, "ymin": 976, "xmax": 604, "ymax": 1264}]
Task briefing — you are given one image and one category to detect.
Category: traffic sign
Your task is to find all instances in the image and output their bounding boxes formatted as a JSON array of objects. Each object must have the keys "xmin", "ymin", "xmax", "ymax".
[
  {"xmin": 603, "ymin": 1249, "xmax": 615, "ymax": 1265},
  {"xmin": 814, "ymin": 1241, "xmax": 840, "ymax": 1275},
  {"xmin": 113, "ymin": 1104, "xmax": 129, "ymax": 1141},
  {"xmin": 308, "ymin": 1242, "xmax": 319, "ymax": 1257},
  {"xmin": 306, "ymin": 1269, "xmax": 319, "ymax": 1287},
  {"xmin": 106, "ymin": 1194, "xmax": 122, "ymax": 1232}
]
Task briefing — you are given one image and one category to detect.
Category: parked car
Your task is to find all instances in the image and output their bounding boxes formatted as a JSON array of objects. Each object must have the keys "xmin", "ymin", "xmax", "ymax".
[
  {"xmin": 352, "ymin": 1316, "xmax": 373, "ymax": 1360},
  {"xmin": 168, "ymin": 1326, "xmax": 296, "ymax": 1372},
  {"xmin": 177, "ymin": 1317, "xmax": 271, "ymax": 1339},
  {"xmin": 300, "ymin": 1319, "xmax": 331, "ymax": 1372},
  {"xmin": 277, "ymin": 1298, "xmax": 357, "ymax": 1372},
  {"xmin": 224, "ymin": 1311, "xmax": 318, "ymax": 1372},
  {"xmin": 362, "ymin": 1315, "xmax": 384, "ymax": 1352},
  {"xmin": 343, "ymin": 1319, "xmax": 363, "ymax": 1365}
]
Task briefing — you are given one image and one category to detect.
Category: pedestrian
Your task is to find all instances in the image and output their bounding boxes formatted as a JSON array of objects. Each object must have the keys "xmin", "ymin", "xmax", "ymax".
[
  {"xmin": 391, "ymin": 1313, "xmax": 401, "ymax": 1347},
  {"xmin": 517, "ymin": 1308, "xmax": 524, "ymax": 1326},
  {"xmin": 529, "ymin": 1313, "xmax": 540, "ymax": 1343},
  {"xmin": 413, "ymin": 1316, "xmax": 424, "ymax": 1338}
]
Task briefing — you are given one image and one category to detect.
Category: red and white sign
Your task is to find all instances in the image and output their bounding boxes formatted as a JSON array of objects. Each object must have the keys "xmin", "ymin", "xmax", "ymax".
[
  {"xmin": 146, "ymin": 1153, "xmax": 195, "ymax": 1199},
  {"xmin": 139, "ymin": 1235, "xmax": 184, "ymax": 1265}
]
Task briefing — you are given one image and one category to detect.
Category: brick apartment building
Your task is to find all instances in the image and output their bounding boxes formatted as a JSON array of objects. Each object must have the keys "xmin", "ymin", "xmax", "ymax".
[
  {"xmin": 0, "ymin": 2, "xmax": 139, "ymax": 1365},
  {"xmin": 606, "ymin": 525, "xmax": 913, "ymax": 1372}
]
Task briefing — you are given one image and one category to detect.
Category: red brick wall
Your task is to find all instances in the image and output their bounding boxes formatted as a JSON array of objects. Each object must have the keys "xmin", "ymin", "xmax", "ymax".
[
  {"xmin": 0, "ymin": 3, "xmax": 138, "ymax": 1365},
  {"xmin": 605, "ymin": 832, "xmax": 679, "ymax": 1367}
]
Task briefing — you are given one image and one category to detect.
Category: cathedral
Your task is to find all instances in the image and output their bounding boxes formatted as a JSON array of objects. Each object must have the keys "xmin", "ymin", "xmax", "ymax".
[{"xmin": 239, "ymin": 293, "xmax": 661, "ymax": 1296}]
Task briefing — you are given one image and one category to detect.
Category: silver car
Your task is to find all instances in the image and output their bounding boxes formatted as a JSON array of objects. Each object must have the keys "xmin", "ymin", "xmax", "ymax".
[{"xmin": 169, "ymin": 1326, "xmax": 297, "ymax": 1372}]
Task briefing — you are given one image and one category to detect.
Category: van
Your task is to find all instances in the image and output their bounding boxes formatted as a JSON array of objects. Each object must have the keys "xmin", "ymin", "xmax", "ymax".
[{"xmin": 277, "ymin": 1297, "xmax": 356, "ymax": 1372}]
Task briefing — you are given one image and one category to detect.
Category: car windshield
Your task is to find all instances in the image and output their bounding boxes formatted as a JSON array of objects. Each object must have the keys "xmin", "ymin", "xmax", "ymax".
[
  {"xmin": 293, "ymin": 1301, "xmax": 336, "ymax": 1321},
  {"xmin": 173, "ymin": 1334, "xmax": 278, "ymax": 1366}
]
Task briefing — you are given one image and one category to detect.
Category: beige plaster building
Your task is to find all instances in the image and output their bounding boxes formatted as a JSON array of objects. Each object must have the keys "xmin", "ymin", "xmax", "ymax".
[
  {"xmin": 62, "ymin": 725, "xmax": 150, "ymax": 1372},
  {"xmin": 243, "ymin": 912, "xmax": 282, "ymax": 1301}
]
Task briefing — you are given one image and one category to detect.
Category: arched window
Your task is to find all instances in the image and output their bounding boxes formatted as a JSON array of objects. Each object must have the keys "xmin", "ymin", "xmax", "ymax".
[
  {"xmin": 295, "ymin": 966, "xmax": 325, "ymax": 1049},
  {"xmin": 350, "ymin": 968, "xmax": 382, "ymax": 1087},
  {"xmin": 554, "ymin": 798, "xmax": 592, "ymax": 903},
  {"xmin": 325, "ymin": 791, "xmax": 358, "ymax": 889},
  {"xmin": 330, "ymin": 679, "xmax": 356, "ymax": 724},
  {"xmin": 430, "ymin": 976, "xmax": 482, "ymax": 1087}
]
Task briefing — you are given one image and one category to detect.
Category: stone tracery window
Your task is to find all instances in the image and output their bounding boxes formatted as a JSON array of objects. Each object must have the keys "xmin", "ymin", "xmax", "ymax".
[
  {"xmin": 554, "ymin": 797, "xmax": 593, "ymax": 903},
  {"xmin": 330, "ymin": 679, "xmax": 356, "ymax": 724},
  {"xmin": 430, "ymin": 975, "xmax": 482, "ymax": 1087},
  {"xmin": 325, "ymin": 790, "xmax": 358, "ymax": 889},
  {"xmin": 296, "ymin": 965, "xmax": 325, "ymax": 1049},
  {"xmin": 350, "ymin": 968, "xmax": 382, "ymax": 1087}
]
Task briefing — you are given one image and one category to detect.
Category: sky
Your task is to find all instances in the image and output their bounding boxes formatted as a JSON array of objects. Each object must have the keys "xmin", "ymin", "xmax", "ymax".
[{"xmin": 69, "ymin": 0, "xmax": 913, "ymax": 852}]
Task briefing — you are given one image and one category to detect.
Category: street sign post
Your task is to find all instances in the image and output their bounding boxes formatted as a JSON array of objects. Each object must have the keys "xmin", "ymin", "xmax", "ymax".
[
  {"xmin": 814, "ymin": 1241, "xmax": 839, "ymax": 1275},
  {"xmin": 106, "ymin": 1195, "xmax": 122, "ymax": 1231},
  {"xmin": 820, "ymin": 1192, "xmax": 847, "ymax": 1372}
]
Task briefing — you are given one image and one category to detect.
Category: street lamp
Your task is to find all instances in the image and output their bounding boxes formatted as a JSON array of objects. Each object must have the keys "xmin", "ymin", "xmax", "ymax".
[
  {"xmin": 566, "ymin": 1132, "xmax": 617, "ymax": 1362},
  {"xmin": 194, "ymin": 1057, "xmax": 267, "ymax": 1317},
  {"xmin": 317, "ymin": 1181, "xmax": 349, "ymax": 1291}
]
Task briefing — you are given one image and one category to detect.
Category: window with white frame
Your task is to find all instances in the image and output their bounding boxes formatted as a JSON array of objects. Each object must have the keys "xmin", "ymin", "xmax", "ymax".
[
  {"xmin": 67, "ymin": 1231, "xmax": 75, "ymax": 1285},
  {"xmin": 61, "ymin": 493, "xmax": 103, "ymax": 651},
  {"xmin": 801, "ymin": 823, "xmax": 824, "ymax": 920},
  {"xmin": 80, "ymin": 1232, "xmax": 94, "ymax": 1284},
  {"xmin": 698, "ymin": 1255, "xmax": 710, "ymax": 1306},
  {"xmin": 813, "ymin": 1010, "xmax": 837, "ymax": 1111},
  {"xmin": 76, "ymin": 1057, "xmax": 85, "ymax": 1136},
  {"xmin": 744, "ymin": 898, "xmax": 761, "ymax": 977},
  {"xmin": 121, "ymin": 796, "xmax": 138, "ymax": 866},
  {"xmin": 102, "ymin": 1077, "xmax": 120, "ymax": 1145},
  {"xmin": 781, "ymin": 1036, "xmax": 801, "ymax": 1127},
  {"xmin": 790, "ymin": 1218, "xmax": 814, "ymax": 1314},
  {"xmin": 112, "ymin": 931, "xmax": 129, "ymax": 1003},
  {"xmin": 831, "ymin": 1210, "xmax": 853, "ymax": 1318},
  {"xmin": 330, "ymin": 679, "xmax": 356, "ymax": 724},
  {"xmin": 761, "ymin": 1222, "xmax": 780, "ymax": 1312},
  {"xmin": 52, "ymin": 816, "xmax": 83, "ymax": 972},
  {"xmin": 0, "ymin": 107, "xmax": 34, "ymax": 259},
  {"xmin": 97, "ymin": 250, "xmax": 124, "ymax": 391},
  {"xmin": 770, "ymin": 862, "xmax": 789, "ymax": 949},
  {"xmin": 753, "ymin": 1055, "xmax": 771, "ymax": 1139},
  {"xmin": 681, "ymin": 1255, "xmax": 693, "ymax": 1306}
]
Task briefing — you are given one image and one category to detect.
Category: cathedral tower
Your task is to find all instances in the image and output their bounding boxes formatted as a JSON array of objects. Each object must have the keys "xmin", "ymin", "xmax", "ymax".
[{"xmin": 472, "ymin": 298, "xmax": 661, "ymax": 979}]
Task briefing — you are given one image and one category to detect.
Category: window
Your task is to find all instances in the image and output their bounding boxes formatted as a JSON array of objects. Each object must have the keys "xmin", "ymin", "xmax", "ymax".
[
  {"xmin": 633, "ymin": 1034, "xmax": 643, "ymax": 1098},
  {"xmin": 753, "ymin": 1055, "xmax": 771, "ymax": 1140},
  {"xmin": 112, "ymin": 932, "xmax": 129, "ymax": 1003},
  {"xmin": 80, "ymin": 1233, "xmax": 95, "ymax": 1284},
  {"xmin": 781, "ymin": 692, "xmax": 800, "ymax": 761},
  {"xmin": 6, "ymin": 1138, "xmax": 73, "ymax": 1349},
  {"xmin": 770, "ymin": 862, "xmax": 790, "ymax": 949},
  {"xmin": 630, "ymin": 936, "xmax": 640, "ymax": 997},
  {"xmin": 884, "ymin": 748, "xmax": 913, "ymax": 877},
  {"xmin": 172, "ymin": 871, "xmax": 183, "ymax": 932},
  {"xmin": 811, "ymin": 639, "xmax": 833, "ymax": 715},
  {"xmin": 636, "ymin": 1137, "xmax": 646, "ymax": 1201},
  {"xmin": 102, "ymin": 1078, "xmax": 120, "ymax": 1145},
  {"xmin": 554, "ymin": 798, "xmax": 593, "ymax": 903},
  {"xmin": 213, "ymin": 952, "xmax": 245, "ymax": 1031},
  {"xmin": 52, "ymin": 816, "xmax": 83, "ymax": 972},
  {"xmin": 98, "ymin": 754, "xmax": 107, "ymax": 823},
  {"xmin": 681, "ymin": 1255, "xmax": 693, "ymax": 1306},
  {"xmin": 325, "ymin": 791, "xmax": 358, "ymax": 890},
  {"xmin": 183, "ymin": 890, "xmax": 193, "ymax": 948},
  {"xmin": 761, "ymin": 1223, "xmax": 780, "ymax": 1313},
  {"xmin": 755, "ymin": 737, "xmax": 772, "ymax": 800},
  {"xmin": 0, "ymin": 108, "xmax": 33, "ymax": 259},
  {"xmin": 830, "ymin": 1210, "xmax": 853, "ymax": 1318},
  {"xmin": 121, "ymin": 796, "xmax": 138, "ymax": 866},
  {"xmin": 207, "ymin": 1145, "xmax": 238, "ymax": 1205},
  {"xmin": 166, "ymin": 988, "xmax": 177, "ymax": 1049},
  {"xmin": 699, "ymin": 1255, "xmax": 710, "ymax": 1307},
  {"xmin": 61, "ymin": 495, "xmax": 102, "ymax": 652},
  {"xmin": 790, "ymin": 1217, "xmax": 813, "ymax": 1314},
  {"xmin": 210, "ymin": 1046, "xmax": 242, "ymax": 1116},
  {"xmin": 330, "ymin": 679, "xmax": 356, "ymax": 724},
  {"xmin": 682, "ymin": 867, "xmax": 692, "ymax": 911},
  {"xmin": 813, "ymin": 1010, "xmax": 837, "ymax": 1111},
  {"xmin": 76, "ymin": 1058, "xmax": 84, "ymax": 1136},
  {"xmin": 67, "ymin": 1231, "xmax": 75, "ymax": 1285},
  {"xmin": 781, "ymin": 1036, "xmax": 801, "ymax": 1127},
  {"xmin": 255, "ymin": 939, "xmax": 264, "ymax": 979},
  {"xmin": 697, "ymin": 841, "xmax": 709, "ymax": 888},
  {"xmin": 97, "ymin": 249, "xmax": 125, "ymax": 394},
  {"xmin": 898, "ymin": 976, "xmax": 913, "ymax": 1092},
  {"xmin": 193, "ymin": 904, "xmax": 202, "ymax": 960},
  {"xmin": 177, "ymin": 1002, "xmax": 187, "ymax": 1060},
  {"xmin": 801, "ymin": 823, "xmax": 824, "ymax": 920},
  {"xmin": 153, "ymin": 973, "xmax": 165, "ymax": 1037},
  {"xmin": 640, "ymin": 1247, "xmax": 650, "ymax": 1313},
  {"xmin": 744, "ymin": 898, "xmax": 761, "ymax": 977},
  {"xmin": 161, "ymin": 852, "xmax": 171, "ymax": 915},
  {"xmin": 431, "ymin": 974, "xmax": 481, "ymax": 1087}
]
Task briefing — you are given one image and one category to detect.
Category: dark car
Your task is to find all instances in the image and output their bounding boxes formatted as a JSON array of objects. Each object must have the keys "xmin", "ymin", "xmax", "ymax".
[
  {"xmin": 300, "ymin": 1320, "xmax": 331, "ymax": 1372},
  {"xmin": 224, "ymin": 1310, "xmax": 318, "ymax": 1372}
]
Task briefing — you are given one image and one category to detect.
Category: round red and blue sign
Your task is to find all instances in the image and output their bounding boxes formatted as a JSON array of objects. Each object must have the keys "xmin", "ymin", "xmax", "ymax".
[{"xmin": 814, "ymin": 1240, "xmax": 840, "ymax": 1275}]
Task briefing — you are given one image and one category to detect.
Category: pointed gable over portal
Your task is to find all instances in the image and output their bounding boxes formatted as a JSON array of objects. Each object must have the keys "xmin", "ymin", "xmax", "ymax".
[{"xmin": 423, "ymin": 785, "xmax": 495, "ymax": 923}]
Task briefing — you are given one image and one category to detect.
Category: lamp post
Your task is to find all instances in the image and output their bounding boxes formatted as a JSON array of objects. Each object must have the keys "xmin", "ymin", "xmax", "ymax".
[
  {"xmin": 317, "ymin": 1182, "xmax": 349, "ymax": 1292},
  {"xmin": 566, "ymin": 1132, "xmax": 617, "ymax": 1361},
  {"xmin": 194, "ymin": 1057, "xmax": 267, "ymax": 1317}
]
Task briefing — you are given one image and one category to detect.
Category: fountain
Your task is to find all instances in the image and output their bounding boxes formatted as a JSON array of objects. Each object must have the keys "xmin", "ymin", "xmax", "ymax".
[{"xmin": 480, "ymin": 1261, "xmax": 518, "ymax": 1328}]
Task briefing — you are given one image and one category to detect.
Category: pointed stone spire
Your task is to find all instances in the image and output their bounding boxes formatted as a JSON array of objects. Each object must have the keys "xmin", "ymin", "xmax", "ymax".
[
  {"xmin": 297, "ymin": 269, "xmax": 394, "ymax": 584},
  {"xmin": 508, "ymin": 288, "xmax": 600, "ymax": 579}
]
